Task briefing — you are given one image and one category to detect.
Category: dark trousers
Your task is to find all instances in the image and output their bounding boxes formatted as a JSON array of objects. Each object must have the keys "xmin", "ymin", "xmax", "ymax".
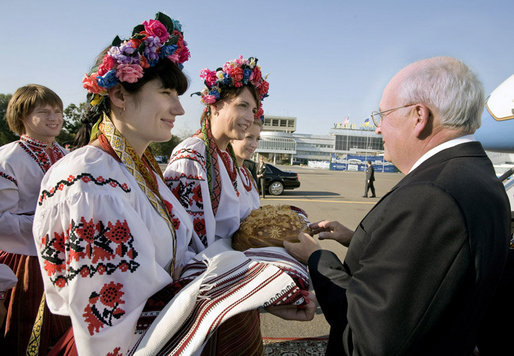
[
  {"xmin": 258, "ymin": 178, "xmax": 266, "ymax": 198},
  {"xmin": 364, "ymin": 180, "xmax": 375, "ymax": 197}
]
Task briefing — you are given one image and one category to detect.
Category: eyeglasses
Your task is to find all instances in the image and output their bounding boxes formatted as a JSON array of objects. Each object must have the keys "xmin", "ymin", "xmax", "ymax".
[{"xmin": 370, "ymin": 103, "xmax": 417, "ymax": 127}]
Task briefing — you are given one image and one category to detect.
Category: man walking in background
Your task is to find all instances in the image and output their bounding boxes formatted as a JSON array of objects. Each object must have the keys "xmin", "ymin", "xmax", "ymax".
[{"xmin": 363, "ymin": 160, "xmax": 376, "ymax": 198}]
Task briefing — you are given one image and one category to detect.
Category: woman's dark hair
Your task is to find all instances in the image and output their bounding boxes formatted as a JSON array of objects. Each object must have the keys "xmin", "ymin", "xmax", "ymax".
[
  {"xmin": 74, "ymin": 55, "xmax": 189, "ymax": 148},
  {"xmin": 200, "ymin": 84, "xmax": 260, "ymax": 124}
]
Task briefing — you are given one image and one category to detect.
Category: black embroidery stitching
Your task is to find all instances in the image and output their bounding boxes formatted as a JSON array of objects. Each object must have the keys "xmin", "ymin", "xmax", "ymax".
[
  {"xmin": 39, "ymin": 173, "xmax": 131, "ymax": 205},
  {"xmin": 0, "ymin": 171, "xmax": 17, "ymax": 186}
]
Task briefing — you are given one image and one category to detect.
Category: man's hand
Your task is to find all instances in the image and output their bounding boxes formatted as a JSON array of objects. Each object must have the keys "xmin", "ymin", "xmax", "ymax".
[
  {"xmin": 265, "ymin": 291, "xmax": 317, "ymax": 321},
  {"xmin": 309, "ymin": 220, "xmax": 354, "ymax": 247},
  {"xmin": 284, "ymin": 232, "xmax": 321, "ymax": 264}
]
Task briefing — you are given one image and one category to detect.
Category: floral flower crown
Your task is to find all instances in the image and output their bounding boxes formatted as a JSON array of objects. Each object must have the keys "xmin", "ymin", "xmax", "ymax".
[
  {"xmin": 199, "ymin": 56, "xmax": 269, "ymax": 120},
  {"xmin": 82, "ymin": 12, "xmax": 190, "ymax": 102}
]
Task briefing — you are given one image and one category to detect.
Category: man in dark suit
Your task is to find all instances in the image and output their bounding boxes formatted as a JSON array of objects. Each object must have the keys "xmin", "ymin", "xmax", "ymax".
[
  {"xmin": 256, "ymin": 155, "xmax": 266, "ymax": 199},
  {"xmin": 363, "ymin": 160, "xmax": 376, "ymax": 198},
  {"xmin": 284, "ymin": 57, "xmax": 511, "ymax": 355}
]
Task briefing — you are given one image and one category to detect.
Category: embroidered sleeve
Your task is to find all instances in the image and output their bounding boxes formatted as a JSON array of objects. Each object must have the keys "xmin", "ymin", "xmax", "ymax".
[
  {"xmin": 34, "ymin": 189, "xmax": 174, "ymax": 355},
  {"xmin": 164, "ymin": 148, "xmax": 215, "ymax": 253},
  {"xmin": 0, "ymin": 168, "xmax": 36, "ymax": 254}
]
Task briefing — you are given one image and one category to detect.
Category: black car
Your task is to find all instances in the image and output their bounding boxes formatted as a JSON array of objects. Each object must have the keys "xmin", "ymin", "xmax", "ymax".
[{"xmin": 263, "ymin": 163, "xmax": 300, "ymax": 195}]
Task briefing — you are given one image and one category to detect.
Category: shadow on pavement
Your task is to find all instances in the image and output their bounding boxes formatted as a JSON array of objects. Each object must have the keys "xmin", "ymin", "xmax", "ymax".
[{"xmin": 274, "ymin": 191, "xmax": 340, "ymax": 197}]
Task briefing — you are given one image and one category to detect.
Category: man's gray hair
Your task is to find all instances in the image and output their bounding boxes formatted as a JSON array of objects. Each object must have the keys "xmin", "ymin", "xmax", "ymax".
[{"xmin": 398, "ymin": 57, "xmax": 484, "ymax": 134}]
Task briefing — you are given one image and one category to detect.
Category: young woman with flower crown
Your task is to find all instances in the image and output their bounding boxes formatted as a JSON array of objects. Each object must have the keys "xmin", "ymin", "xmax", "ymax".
[
  {"xmin": 0, "ymin": 84, "xmax": 71, "ymax": 355},
  {"xmin": 31, "ymin": 13, "xmax": 199, "ymax": 355},
  {"xmin": 164, "ymin": 56, "xmax": 268, "ymax": 253},
  {"xmin": 163, "ymin": 56, "xmax": 270, "ymax": 355}
]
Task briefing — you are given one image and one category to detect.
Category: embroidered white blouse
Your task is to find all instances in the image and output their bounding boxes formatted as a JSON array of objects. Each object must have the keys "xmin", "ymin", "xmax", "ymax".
[
  {"xmin": 33, "ymin": 146, "xmax": 195, "ymax": 355},
  {"xmin": 237, "ymin": 166, "xmax": 260, "ymax": 220},
  {"xmin": 0, "ymin": 136, "xmax": 67, "ymax": 256},
  {"xmin": 164, "ymin": 137, "xmax": 245, "ymax": 253}
]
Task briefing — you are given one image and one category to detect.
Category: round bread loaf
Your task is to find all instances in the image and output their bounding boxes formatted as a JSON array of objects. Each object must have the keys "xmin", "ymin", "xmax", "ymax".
[{"xmin": 232, "ymin": 205, "xmax": 311, "ymax": 251}]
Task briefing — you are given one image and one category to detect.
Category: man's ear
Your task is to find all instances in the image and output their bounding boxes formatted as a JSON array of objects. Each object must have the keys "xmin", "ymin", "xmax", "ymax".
[
  {"xmin": 108, "ymin": 85, "xmax": 126, "ymax": 110},
  {"xmin": 413, "ymin": 103, "xmax": 432, "ymax": 139}
]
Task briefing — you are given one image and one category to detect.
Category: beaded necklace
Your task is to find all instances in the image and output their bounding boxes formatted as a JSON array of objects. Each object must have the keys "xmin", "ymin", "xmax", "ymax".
[{"xmin": 239, "ymin": 166, "xmax": 256, "ymax": 192}]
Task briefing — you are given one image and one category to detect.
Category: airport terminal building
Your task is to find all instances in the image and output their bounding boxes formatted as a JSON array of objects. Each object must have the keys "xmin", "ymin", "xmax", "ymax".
[{"xmin": 257, "ymin": 115, "xmax": 394, "ymax": 171}]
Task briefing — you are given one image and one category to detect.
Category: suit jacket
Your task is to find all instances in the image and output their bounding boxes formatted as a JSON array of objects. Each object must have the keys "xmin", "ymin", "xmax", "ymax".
[
  {"xmin": 366, "ymin": 165, "xmax": 375, "ymax": 182},
  {"xmin": 309, "ymin": 142, "xmax": 511, "ymax": 355}
]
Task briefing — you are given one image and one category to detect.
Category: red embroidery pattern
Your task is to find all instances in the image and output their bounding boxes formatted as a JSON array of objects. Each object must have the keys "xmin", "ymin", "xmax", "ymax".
[
  {"xmin": 39, "ymin": 173, "xmax": 130, "ymax": 205},
  {"xmin": 82, "ymin": 281, "xmax": 126, "ymax": 335},
  {"xmin": 169, "ymin": 148, "xmax": 206, "ymax": 167},
  {"xmin": 0, "ymin": 171, "xmax": 18, "ymax": 186},
  {"xmin": 162, "ymin": 199, "xmax": 181, "ymax": 231},
  {"xmin": 18, "ymin": 135, "xmax": 66, "ymax": 173},
  {"xmin": 193, "ymin": 217, "xmax": 206, "ymax": 238},
  {"xmin": 166, "ymin": 175, "xmax": 204, "ymax": 210},
  {"xmin": 107, "ymin": 347, "xmax": 123, "ymax": 356},
  {"xmin": 166, "ymin": 175, "xmax": 207, "ymax": 246},
  {"xmin": 40, "ymin": 217, "xmax": 139, "ymax": 287}
]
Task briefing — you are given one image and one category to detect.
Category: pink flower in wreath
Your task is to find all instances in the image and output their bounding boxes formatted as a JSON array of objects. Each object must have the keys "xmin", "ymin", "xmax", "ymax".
[
  {"xmin": 143, "ymin": 19, "xmax": 170, "ymax": 43},
  {"xmin": 203, "ymin": 94, "xmax": 216, "ymax": 104},
  {"xmin": 200, "ymin": 69, "xmax": 217, "ymax": 87},
  {"xmin": 116, "ymin": 64, "xmax": 144, "ymax": 83},
  {"xmin": 167, "ymin": 53, "xmax": 180, "ymax": 64}
]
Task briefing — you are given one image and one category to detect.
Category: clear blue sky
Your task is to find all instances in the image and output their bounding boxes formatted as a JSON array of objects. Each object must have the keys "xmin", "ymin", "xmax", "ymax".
[{"xmin": 1, "ymin": 0, "xmax": 513, "ymax": 136}]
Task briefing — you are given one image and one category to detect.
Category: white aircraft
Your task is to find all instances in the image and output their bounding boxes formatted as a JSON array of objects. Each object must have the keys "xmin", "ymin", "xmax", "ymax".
[{"xmin": 475, "ymin": 75, "xmax": 514, "ymax": 212}]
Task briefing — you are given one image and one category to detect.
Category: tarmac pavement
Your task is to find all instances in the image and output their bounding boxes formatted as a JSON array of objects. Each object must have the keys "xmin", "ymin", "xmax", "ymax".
[{"xmin": 258, "ymin": 165, "xmax": 404, "ymax": 340}]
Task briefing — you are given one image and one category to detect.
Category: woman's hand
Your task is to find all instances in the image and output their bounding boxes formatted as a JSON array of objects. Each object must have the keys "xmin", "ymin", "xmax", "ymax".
[{"xmin": 265, "ymin": 291, "xmax": 317, "ymax": 321}]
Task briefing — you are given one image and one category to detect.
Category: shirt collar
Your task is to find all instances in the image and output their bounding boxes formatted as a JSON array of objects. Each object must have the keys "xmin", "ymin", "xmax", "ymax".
[
  {"xmin": 409, "ymin": 134, "xmax": 476, "ymax": 173},
  {"xmin": 20, "ymin": 134, "xmax": 55, "ymax": 149}
]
